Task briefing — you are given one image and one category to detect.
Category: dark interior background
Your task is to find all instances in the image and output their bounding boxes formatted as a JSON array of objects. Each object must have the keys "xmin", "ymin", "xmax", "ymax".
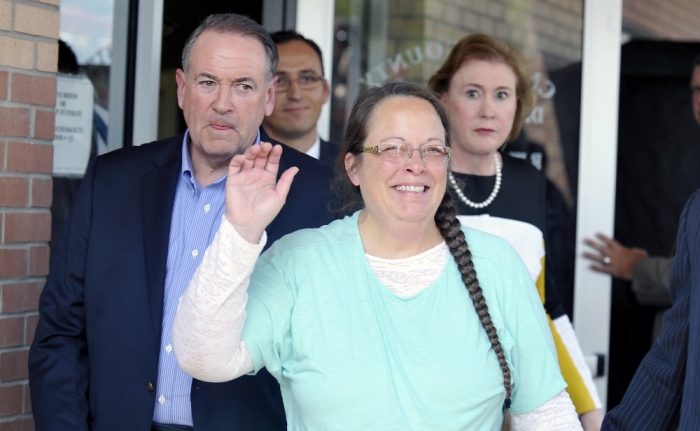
[{"xmin": 551, "ymin": 39, "xmax": 700, "ymax": 410}]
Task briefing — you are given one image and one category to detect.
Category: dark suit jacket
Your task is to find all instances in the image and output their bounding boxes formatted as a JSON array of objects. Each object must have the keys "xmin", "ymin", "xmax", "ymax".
[
  {"xmin": 319, "ymin": 138, "xmax": 339, "ymax": 167},
  {"xmin": 28, "ymin": 131, "xmax": 336, "ymax": 431},
  {"xmin": 602, "ymin": 189, "xmax": 700, "ymax": 430}
]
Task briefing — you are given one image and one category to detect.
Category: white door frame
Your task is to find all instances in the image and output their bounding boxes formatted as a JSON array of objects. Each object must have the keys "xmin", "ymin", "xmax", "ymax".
[
  {"xmin": 573, "ymin": 0, "xmax": 623, "ymax": 409},
  {"xmin": 132, "ymin": 0, "xmax": 164, "ymax": 146},
  {"xmin": 295, "ymin": 0, "xmax": 335, "ymax": 142}
]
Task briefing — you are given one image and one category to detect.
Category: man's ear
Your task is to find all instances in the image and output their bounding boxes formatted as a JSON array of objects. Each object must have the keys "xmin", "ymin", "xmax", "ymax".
[
  {"xmin": 264, "ymin": 76, "xmax": 278, "ymax": 116},
  {"xmin": 321, "ymin": 78, "xmax": 330, "ymax": 105},
  {"xmin": 345, "ymin": 153, "xmax": 360, "ymax": 186},
  {"xmin": 176, "ymin": 69, "xmax": 186, "ymax": 109}
]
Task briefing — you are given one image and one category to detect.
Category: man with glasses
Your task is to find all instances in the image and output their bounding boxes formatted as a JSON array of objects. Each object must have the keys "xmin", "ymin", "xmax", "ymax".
[{"xmin": 263, "ymin": 31, "xmax": 338, "ymax": 166}]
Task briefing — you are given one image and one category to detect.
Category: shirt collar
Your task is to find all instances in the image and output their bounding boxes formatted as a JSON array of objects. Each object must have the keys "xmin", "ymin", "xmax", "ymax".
[{"xmin": 305, "ymin": 135, "xmax": 321, "ymax": 160}]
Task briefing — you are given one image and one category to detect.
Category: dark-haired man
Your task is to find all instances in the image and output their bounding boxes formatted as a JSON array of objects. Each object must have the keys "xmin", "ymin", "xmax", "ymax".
[
  {"xmin": 29, "ymin": 14, "xmax": 333, "ymax": 431},
  {"xmin": 263, "ymin": 30, "xmax": 338, "ymax": 166}
]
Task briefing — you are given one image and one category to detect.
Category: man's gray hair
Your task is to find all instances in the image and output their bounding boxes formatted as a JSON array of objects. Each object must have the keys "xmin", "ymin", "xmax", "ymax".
[{"xmin": 181, "ymin": 13, "xmax": 278, "ymax": 81}]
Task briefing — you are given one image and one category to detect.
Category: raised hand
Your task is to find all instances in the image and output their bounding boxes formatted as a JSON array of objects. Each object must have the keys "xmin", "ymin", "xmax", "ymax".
[
  {"xmin": 225, "ymin": 142, "xmax": 298, "ymax": 243},
  {"xmin": 582, "ymin": 233, "xmax": 648, "ymax": 280}
]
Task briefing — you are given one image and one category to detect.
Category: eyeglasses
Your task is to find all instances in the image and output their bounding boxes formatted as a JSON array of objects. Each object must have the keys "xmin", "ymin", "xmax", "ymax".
[
  {"xmin": 275, "ymin": 73, "xmax": 324, "ymax": 93},
  {"xmin": 355, "ymin": 143, "xmax": 452, "ymax": 163}
]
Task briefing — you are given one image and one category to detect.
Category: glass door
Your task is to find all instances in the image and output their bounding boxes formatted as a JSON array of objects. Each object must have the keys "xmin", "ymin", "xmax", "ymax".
[{"xmin": 51, "ymin": 0, "xmax": 125, "ymax": 250}]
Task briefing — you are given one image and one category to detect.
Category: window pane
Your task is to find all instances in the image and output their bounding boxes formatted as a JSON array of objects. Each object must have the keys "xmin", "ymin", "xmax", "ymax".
[{"xmin": 331, "ymin": 0, "xmax": 583, "ymax": 206}]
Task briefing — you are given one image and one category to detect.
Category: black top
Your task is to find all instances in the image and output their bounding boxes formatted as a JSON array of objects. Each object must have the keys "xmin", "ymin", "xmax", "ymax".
[{"xmin": 449, "ymin": 156, "xmax": 566, "ymax": 319}]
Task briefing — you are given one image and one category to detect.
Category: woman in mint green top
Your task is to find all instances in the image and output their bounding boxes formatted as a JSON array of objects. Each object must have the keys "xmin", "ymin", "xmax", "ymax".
[{"xmin": 173, "ymin": 82, "xmax": 579, "ymax": 430}]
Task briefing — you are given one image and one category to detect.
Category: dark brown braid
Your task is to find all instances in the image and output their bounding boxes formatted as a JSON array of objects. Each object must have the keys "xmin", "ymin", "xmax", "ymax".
[{"xmin": 435, "ymin": 191, "xmax": 514, "ymax": 431}]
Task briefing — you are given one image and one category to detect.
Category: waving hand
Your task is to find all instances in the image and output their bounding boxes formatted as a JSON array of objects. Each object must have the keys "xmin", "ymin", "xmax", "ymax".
[{"xmin": 225, "ymin": 142, "xmax": 298, "ymax": 243}]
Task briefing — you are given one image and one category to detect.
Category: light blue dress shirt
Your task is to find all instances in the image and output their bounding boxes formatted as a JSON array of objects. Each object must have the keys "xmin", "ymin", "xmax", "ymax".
[{"xmin": 152, "ymin": 130, "xmax": 260, "ymax": 425}]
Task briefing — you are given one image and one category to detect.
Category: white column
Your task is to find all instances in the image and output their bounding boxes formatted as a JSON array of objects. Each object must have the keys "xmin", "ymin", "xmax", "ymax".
[
  {"xmin": 295, "ymin": 0, "xmax": 335, "ymax": 142},
  {"xmin": 106, "ymin": 0, "xmax": 130, "ymax": 152},
  {"xmin": 573, "ymin": 0, "xmax": 623, "ymax": 410},
  {"xmin": 132, "ymin": 0, "xmax": 164, "ymax": 146}
]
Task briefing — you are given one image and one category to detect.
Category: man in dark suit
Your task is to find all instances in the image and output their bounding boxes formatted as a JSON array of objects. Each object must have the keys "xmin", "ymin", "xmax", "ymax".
[
  {"xmin": 262, "ymin": 30, "xmax": 339, "ymax": 166},
  {"xmin": 28, "ymin": 14, "xmax": 334, "ymax": 431},
  {"xmin": 601, "ymin": 188, "xmax": 700, "ymax": 429}
]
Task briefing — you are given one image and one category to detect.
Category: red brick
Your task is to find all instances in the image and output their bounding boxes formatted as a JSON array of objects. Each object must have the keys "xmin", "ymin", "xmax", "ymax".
[
  {"xmin": 0, "ymin": 416, "xmax": 35, "ymax": 431},
  {"xmin": 29, "ymin": 246, "xmax": 50, "ymax": 276},
  {"xmin": 0, "ymin": 177, "xmax": 29, "ymax": 207},
  {"xmin": 0, "ymin": 108, "xmax": 30, "ymax": 138},
  {"xmin": 0, "ymin": 249, "xmax": 27, "ymax": 278},
  {"xmin": 6, "ymin": 142, "xmax": 53, "ymax": 174},
  {"xmin": 33, "ymin": 110, "xmax": 55, "ymax": 140},
  {"xmin": 0, "ymin": 349, "xmax": 29, "ymax": 382},
  {"xmin": 0, "ymin": 384, "xmax": 23, "ymax": 416},
  {"xmin": 4, "ymin": 213, "xmax": 52, "ymax": 243},
  {"xmin": 11, "ymin": 74, "xmax": 57, "ymax": 107},
  {"xmin": 0, "ymin": 317, "xmax": 24, "ymax": 349},
  {"xmin": 31, "ymin": 178, "xmax": 52, "ymax": 208},
  {"xmin": 1, "ymin": 282, "xmax": 43, "ymax": 313},
  {"xmin": 24, "ymin": 315, "xmax": 39, "ymax": 345},
  {"xmin": 0, "ymin": 71, "xmax": 7, "ymax": 100}
]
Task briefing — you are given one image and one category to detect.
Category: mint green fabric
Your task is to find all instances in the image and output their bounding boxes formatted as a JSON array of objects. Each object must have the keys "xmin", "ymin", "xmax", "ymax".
[{"xmin": 243, "ymin": 212, "xmax": 565, "ymax": 430}]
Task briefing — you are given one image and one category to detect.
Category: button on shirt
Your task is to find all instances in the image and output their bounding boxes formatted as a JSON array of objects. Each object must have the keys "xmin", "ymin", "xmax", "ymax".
[{"xmin": 152, "ymin": 130, "xmax": 260, "ymax": 425}]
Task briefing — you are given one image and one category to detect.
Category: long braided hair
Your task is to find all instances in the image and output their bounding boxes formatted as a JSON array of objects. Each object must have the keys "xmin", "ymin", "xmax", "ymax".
[
  {"xmin": 435, "ymin": 191, "xmax": 513, "ymax": 430},
  {"xmin": 334, "ymin": 81, "xmax": 514, "ymax": 429}
]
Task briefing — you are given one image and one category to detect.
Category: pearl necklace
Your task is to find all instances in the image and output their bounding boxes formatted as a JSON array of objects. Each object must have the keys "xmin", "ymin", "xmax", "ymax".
[{"xmin": 448, "ymin": 153, "xmax": 502, "ymax": 209}]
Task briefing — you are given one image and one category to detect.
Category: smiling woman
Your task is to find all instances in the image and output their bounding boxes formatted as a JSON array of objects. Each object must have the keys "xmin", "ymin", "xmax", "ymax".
[{"xmin": 172, "ymin": 81, "xmax": 581, "ymax": 430}]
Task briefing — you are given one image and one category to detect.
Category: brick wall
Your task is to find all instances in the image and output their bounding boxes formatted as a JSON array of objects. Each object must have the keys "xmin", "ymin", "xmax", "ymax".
[
  {"xmin": 623, "ymin": 0, "xmax": 700, "ymax": 39},
  {"xmin": 0, "ymin": 0, "xmax": 58, "ymax": 430}
]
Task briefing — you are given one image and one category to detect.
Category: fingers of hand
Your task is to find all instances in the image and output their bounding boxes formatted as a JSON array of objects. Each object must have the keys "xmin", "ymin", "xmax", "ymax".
[
  {"xmin": 276, "ymin": 166, "xmax": 299, "ymax": 198},
  {"xmin": 252, "ymin": 142, "xmax": 273, "ymax": 170},
  {"xmin": 242, "ymin": 145, "xmax": 264, "ymax": 170},
  {"xmin": 265, "ymin": 144, "xmax": 283, "ymax": 173},
  {"xmin": 589, "ymin": 264, "xmax": 613, "ymax": 274},
  {"xmin": 583, "ymin": 238, "xmax": 598, "ymax": 249},
  {"xmin": 228, "ymin": 153, "xmax": 247, "ymax": 175},
  {"xmin": 584, "ymin": 239, "xmax": 609, "ymax": 255},
  {"xmin": 583, "ymin": 251, "xmax": 607, "ymax": 264},
  {"xmin": 595, "ymin": 232, "xmax": 612, "ymax": 242},
  {"xmin": 595, "ymin": 233, "xmax": 619, "ymax": 248},
  {"xmin": 231, "ymin": 143, "xmax": 278, "ymax": 173}
]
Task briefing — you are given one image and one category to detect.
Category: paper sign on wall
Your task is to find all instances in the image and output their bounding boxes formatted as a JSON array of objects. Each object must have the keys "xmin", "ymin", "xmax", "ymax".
[{"xmin": 52, "ymin": 74, "xmax": 94, "ymax": 175}]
